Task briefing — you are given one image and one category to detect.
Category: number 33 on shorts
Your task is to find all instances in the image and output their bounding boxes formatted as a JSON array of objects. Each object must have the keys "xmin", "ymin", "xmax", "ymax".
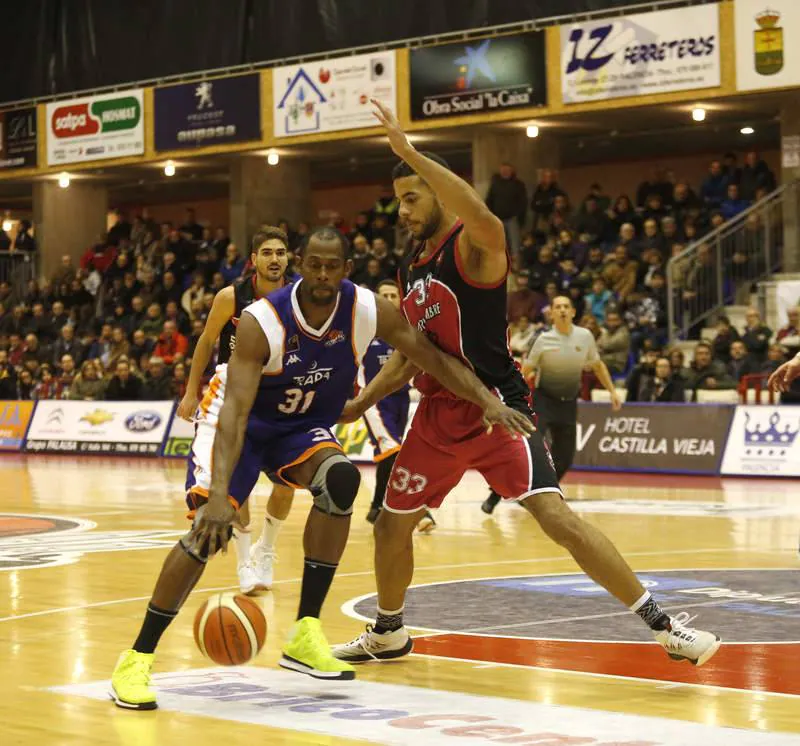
[{"xmin": 390, "ymin": 467, "xmax": 428, "ymax": 495}]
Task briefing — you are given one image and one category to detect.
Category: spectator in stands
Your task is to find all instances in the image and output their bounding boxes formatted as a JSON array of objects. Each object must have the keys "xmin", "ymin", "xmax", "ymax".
[
  {"xmin": 140, "ymin": 304, "xmax": 164, "ymax": 339},
  {"xmin": 762, "ymin": 343, "xmax": 787, "ymax": 375},
  {"xmin": 574, "ymin": 196, "xmax": 609, "ymax": 246},
  {"xmin": 727, "ymin": 340, "xmax": 758, "ymax": 382},
  {"xmin": 138, "ymin": 269, "xmax": 160, "ymax": 308},
  {"xmin": 141, "ymin": 356, "xmax": 173, "ymax": 400},
  {"xmin": 640, "ymin": 219, "xmax": 664, "ymax": 256},
  {"xmin": 616, "ymin": 222, "xmax": 640, "ymax": 258},
  {"xmin": 58, "ymin": 354, "xmax": 76, "ymax": 386},
  {"xmin": 548, "ymin": 193, "xmax": 573, "ymax": 237},
  {"xmin": 724, "ymin": 152, "xmax": 742, "ymax": 185},
  {"xmin": 667, "ymin": 348, "xmax": 689, "ymax": 383},
  {"xmin": 349, "ymin": 212, "xmax": 372, "ymax": 244},
  {"xmin": 579, "ymin": 182, "xmax": 611, "ymax": 214},
  {"xmin": 638, "ymin": 249, "xmax": 665, "ymax": 289},
  {"xmin": 556, "ymin": 229, "xmax": 588, "ymax": 268},
  {"xmin": 129, "ymin": 329, "xmax": 153, "ymax": 370},
  {"xmin": 187, "ymin": 319, "xmax": 204, "ymax": 363},
  {"xmin": 741, "ymin": 307, "xmax": 772, "ymax": 364},
  {"xmin": 211, "ymin": 226, "xmax": 229, "ymax": 258},
  {"xmin": 528, "ymin": 245, "xmax": 561, "ymax": 294},
  {"xmin": 13, "ymin": 220, "xmax": 36, "ymax": 253},
  {"xmin": 87, "ymin": 323, "xmax": 113, "ymax": 368},
  {"xmin": 108, "ymin": 326, "xmax": 130, "ymax": 371},
  {"xmin": 607, "ymin": 195, "xmax": 639, "ymax": 240},
  {"xmin": 585, "ymin": 275, "xmax": 613, "ymax": 322},
  {"xmin": 178, "ymin": 208, "xmax": 203, "ymax": 242},
  {"xmin": 359, "ymin": 258, "xmax": 385, "ymax": 292},
  {"xmin": 711, "ymin": 315, "xmax": 740, "ymax": 364},
  {"xmin": 721, "ymin": 183, "xmax": 750, "ymax": 221},
  {"xmin": 158, "ymin": 271, "xmax": 183, "ymax": 309},
  {"xmin": 153, "ymin": 320, "xmax": 188, "ymax": 366},
  {"xmin": 627, "ymin": 272, "xmax": 667, "ymax": 352},
  {"xmin": 683, "ymin": 244, "xmax": 717, "ymax": 319},
  {"xmin": 161, "ymin": 251, "xmax": 183, "ymax": 284},
  {"xmin": 52, "ymin": 254, "xmax": 77, "ymax": 288},
  {"xmin": 370, "ymin": 213, "xmax": 394, "ymax": 249},
  {"xmin": 164, "ymin": 300, "xmax": 190, "ymax": 337},
  {"xmin": 641, "ymin": 193, "xmax": 669, "ymax": 224},
  {"xmin": 530, "ymin": 169, "xmax": 563, "ymax": 232},
  {"xmin": 603, "ymin": 244, "xmax": 638, "ymax": 302},
  {"xmin": 0, "ymin": 350, "xmax": 16, "ymax": 399},
  {"xmin": 660, "ymin": 217, "xmax": 681, "ymax": 255},
  {"xmin": 739, "ymin": 151, "xmax": 776, "ymax": 201},
  {"xmin": 700, "ymin": 160, "xmax": 730, "ymax": 210},
  {"xmin": 636, "ymin": 168, "xmax": 672, "ymax": 208},
  {"xmin": 485, "ymin": 162, "xmax": 527, "ymax": 254},
  {"xmin": 688, "ymin": 342, "xmax": 736, "ymax": 396},
  {"xmin": 625, "ymin": 347, "xmax": 660, "ymax": 402},
  {"xmin": 68, "ymin": 359, "xmax": 105, "ymax": 400},
  {"xmin": 16, "ymin": 369, "xmax": 34, "ymax": 399},
  {"xmin": 777, "ymin": 307, "xmax": 800, "ymax": 344},
  {"xmin": 182, "ymin": 272, "xmax": 207, "ymax": 316},
  {"xmin": 33, "ymin": 365, "xmax": 62, "ymax": 400},
  {"xmin": 81, "ymin": 234, "xmax": 116, "ymax": 275},
  {"xmin": 597, "ymin": 310, "xmax": 630, "ymax": 375},
  {"xmin": 350, "ymin": 235, "xmax": 370, "ymax": 285},
  {"xmin": 558, "ymin": 257, "xmax": 582, "ymax": 294},
  {"xmin": 25, "ymin": 303, "xmax": 55, "ymax": 343},
  {"xmin": 641, "ymin": 356, "xmax": 686, "ymax": 402},
  {"xmin": 671, "ymin": 182, "xmax": 700, "ymax": 226},
  {"xmin": 509, "ymin": 316, "xmax": 536, "ymax": 359},
  {"xmin": 7, "ymin": 333, "xmax": 24, "ymax": 367},
  {"xmin": 23, "ymin": 333, "xmax": 48, "ymax": 366},
  {"xmin": 50, "ymin": 301, "xmax": 69, "ymax": 335},
  {"xmin": 371, "ymin": 237, "xmax": 393, "ymax": 275},
  {"xmin": 210, "ymin": 272, "xmax": 226, "ymax": 294},
  {"xmin": 105, "ymin": 359, "xmax": 142, "ymax": 400},
  {"xmin": 52, "ymin": 324, "xmax": 82, "ymax": 366},
  {"xmin": 371, "ymin": 185, "xmax": 399, "ymax": 226}
]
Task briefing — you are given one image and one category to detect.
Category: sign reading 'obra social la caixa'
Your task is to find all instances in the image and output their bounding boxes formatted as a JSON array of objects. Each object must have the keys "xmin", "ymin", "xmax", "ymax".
[
  {"xmin": 46, "ymin": 89, "xmax": 144, "ymax": 165},
  {"xmin": 736, "ymin": 0, "xmax": 800, "ymax": 92},
  {"xmin": 560, "ymin": 5, "xmax": 720, "ymax": 104},
  {"xmin": 273, "ymin": 51, "xmax": 396, "ymax": 138}
]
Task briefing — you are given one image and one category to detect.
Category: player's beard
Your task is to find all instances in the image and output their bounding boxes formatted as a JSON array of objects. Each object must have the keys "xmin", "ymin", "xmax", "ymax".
[{"xmin": 412, "ymin": 203, "xmax": 443, "ymax": 241}]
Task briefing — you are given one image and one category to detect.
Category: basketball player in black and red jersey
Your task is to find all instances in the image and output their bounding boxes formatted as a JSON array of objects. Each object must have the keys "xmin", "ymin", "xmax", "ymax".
[
  {"xmin": 176, "ymin": 227, "xmax": 294, "ymax": 594},
  {"xmin": 334, "ymin": 100, "xmax": 721, "ymax": 666}
]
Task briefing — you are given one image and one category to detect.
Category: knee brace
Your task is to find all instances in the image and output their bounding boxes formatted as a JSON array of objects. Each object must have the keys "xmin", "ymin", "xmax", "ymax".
[{"xmin": 310, "ymin": 454, "xmax": 361, "ymax": 516}]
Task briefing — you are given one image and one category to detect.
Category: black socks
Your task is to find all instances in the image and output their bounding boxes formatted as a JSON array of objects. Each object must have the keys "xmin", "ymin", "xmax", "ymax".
[
  {"xmin": 133, "ymin": 603, "xmax": 178, "ymax": 654},
  {"xmin": 297, "ymin": 558, "xmax": 338, "ymax": 620}
]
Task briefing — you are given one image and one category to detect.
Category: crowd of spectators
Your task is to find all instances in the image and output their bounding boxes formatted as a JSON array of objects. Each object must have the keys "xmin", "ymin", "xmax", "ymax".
[{"xmin": 496, "ymin": 150, "xmax": 778, "ymax": 378}]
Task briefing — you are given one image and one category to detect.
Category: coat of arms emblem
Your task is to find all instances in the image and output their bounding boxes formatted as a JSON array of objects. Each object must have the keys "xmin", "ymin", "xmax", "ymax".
[{"xmin": 754, "ymin": 9, "xmax": 783, "ymax": 76}]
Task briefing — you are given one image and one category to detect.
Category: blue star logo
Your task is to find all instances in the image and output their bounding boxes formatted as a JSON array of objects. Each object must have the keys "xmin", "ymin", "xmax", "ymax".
[{"xmin": 453, "ymin": 39, "xmax": 496, "ymax": 88}]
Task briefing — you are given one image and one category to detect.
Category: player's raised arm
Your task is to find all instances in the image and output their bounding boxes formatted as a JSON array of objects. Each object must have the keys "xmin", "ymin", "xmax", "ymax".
[
  {"xmin": 372, "ymin": 99, "xmax": 504, "ymax": 252},
  {"xmin": 374, "ymin": 295, "xmax": 533, "ymax": 436},
  {"xmin": 177, "ymin": 287, "xmax": 235, "ymax": 420},
  {"xmin": 190, "ymin": 312, "xmax": 268, "ymax": 555},
  {"xmin": 339, "ymin": 349, "xmax": 418, "ymax": 423}
]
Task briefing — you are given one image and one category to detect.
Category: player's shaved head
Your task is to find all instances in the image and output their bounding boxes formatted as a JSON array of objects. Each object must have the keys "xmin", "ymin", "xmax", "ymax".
[{"xmin": 303, "ymin": 226, "xmax": 351, "ymax": 260}]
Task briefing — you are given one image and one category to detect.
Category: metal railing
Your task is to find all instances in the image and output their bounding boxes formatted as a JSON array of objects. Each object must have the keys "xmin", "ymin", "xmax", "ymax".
[
  {"xmin": 666, "ymin": 180, "xmax": 800, "ymax": 343},
  {"xmin": 0, "ymin": 250, "xmax": 37, "ymax": 294}
]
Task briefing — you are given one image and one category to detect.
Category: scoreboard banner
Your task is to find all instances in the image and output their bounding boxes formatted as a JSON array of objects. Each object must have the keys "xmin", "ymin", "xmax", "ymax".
[
  {"xmin": 0, "ymin": 107, "xmax": 37, "ymax": 170},
  {"xmin": 560, "ymin": 5, "xmax": 720, "ymax": 104},
  {"xmin": 573, "ymin": 402, "xmax": 734, "ymax": 475},
  {"xmin": 46, "ymin": 89, "xmax": 144, "ymax": 165},
  {"xmin": 25, "ymin": 400, "xmax": 173, "ymax": 456},
  {"xmin": 735, "ymin": 0, "xmax": 800, "ymax": 92},
  {"xmin": 154, "ymin": 74, "xmax": 262, "ymax": 151}
]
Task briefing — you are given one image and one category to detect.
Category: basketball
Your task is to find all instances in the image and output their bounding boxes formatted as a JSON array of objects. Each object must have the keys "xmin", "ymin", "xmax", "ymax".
[{"xmin": 193, "ymin": 593, "xmax": 267, "ymax": 666}]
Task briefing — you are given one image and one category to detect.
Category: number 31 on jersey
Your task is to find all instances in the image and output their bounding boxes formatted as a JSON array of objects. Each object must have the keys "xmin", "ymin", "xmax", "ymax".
[{"xmin": 278, "ymin": 388, "xmax": 315, "ymax": 414}]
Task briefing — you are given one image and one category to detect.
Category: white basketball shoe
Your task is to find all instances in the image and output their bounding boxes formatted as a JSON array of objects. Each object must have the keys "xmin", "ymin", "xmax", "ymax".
[
  {"xmin": 332, "ymin": 624, "xmax": 414, "ymax": 663},
  {"xmin": 654, "ymin": 612, "xmax": 721, "ymax": 666},
  {"xmin": 237, "ymin": 562, "xmax": 262, "ymax": 595},
  {"xmin": 250, "ymin": 544, "xmax": 276, "ymax": 591}
]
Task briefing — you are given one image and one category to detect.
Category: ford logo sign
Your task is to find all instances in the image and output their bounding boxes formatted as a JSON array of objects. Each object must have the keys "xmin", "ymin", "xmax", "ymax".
[{"xmin": 125, "ymin": 411, "xmax": 162, "ymax": 433}]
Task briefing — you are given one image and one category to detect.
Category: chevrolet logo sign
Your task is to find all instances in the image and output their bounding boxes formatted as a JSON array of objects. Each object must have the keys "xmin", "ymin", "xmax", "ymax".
[{"xmin": 80, "ymin": 409, "xmax": 114, "ymax": 426}]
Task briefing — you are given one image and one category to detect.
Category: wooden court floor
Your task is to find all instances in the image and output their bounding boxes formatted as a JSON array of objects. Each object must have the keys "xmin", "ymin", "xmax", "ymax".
[{"xmin": 0, "ymin": 454, "xmax": 798, "ymax": 745}]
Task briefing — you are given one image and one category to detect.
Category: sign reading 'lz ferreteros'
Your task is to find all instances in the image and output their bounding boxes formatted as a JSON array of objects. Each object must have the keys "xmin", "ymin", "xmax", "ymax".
[{"xmin": 45, "ymin": 90, "xmax": 144, "ymax": 165}]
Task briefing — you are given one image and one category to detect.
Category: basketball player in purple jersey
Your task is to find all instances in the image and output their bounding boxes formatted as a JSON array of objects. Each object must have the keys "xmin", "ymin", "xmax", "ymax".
[
  {"xmin": 110, "ymin": 227, "xmax": 533, "ymax": 709},
  {"xmin": 177, "ymin": 227, "xmax": 294, "ymax": 594}
]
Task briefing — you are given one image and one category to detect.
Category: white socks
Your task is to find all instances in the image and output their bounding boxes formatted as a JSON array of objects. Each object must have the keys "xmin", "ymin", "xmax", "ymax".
[
  {"xmin": 233, "ymin": 526, "xmax": 252, "ymax": 565},
  {"xmin": 255, "ymin": 511, "xmax": 284, "ymax": 553}
]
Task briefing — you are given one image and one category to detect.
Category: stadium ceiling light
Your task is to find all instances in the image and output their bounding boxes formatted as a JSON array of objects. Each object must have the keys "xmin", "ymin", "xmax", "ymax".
[
  {"xmin": 164, "ymin": 160, "xmax": 176, "ymax": 177},
  {"xmin": 58, "ymin": 172, "xmax": 70, "ymax": 189},
  {"xmin": 267, "ymin": 149, "xmax": 280, "ymax": 166},
  {"xmin": 692, "ymin": 107, "xmax": 706, "ymax": 122},
  {"xmin": 2, "ymin": 218, "xmax": 12, "ymax": 232},
  {"xmin": 526, "ymin": 124, "xmax": 539, "ymax": 138},
  {"xmin": 741, "ymin": 126, "xmax": 755, "ymax": 135}
]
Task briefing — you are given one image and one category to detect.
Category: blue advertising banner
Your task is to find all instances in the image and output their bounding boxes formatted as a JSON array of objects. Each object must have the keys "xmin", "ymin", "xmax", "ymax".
[{"xmin": 154, "ymin": 73, "xmax": 261, "ymax": 152}]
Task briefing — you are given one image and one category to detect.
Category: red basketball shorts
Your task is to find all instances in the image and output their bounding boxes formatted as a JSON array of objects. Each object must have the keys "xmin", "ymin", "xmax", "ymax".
[{"xmin": 384, "ymin": 395, "xmax": 563, "ymax": 513}]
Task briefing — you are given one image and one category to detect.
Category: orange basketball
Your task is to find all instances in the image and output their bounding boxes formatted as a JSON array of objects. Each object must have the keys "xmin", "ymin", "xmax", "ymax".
[{"xmin": 193, "ymin": 592, "xmax": 267, "ymax": 665}]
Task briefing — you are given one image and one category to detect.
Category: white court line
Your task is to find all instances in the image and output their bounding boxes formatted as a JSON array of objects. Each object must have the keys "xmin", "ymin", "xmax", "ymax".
[{"xmin": 407, "ymin": 651, "xmax": 800, "ymax": 700}]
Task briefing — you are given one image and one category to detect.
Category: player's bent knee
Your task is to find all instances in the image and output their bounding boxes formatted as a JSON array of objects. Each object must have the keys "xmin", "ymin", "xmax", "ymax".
[{"xmin": 311, "ymin": 454, "xmax": 360, "ymax": 516}]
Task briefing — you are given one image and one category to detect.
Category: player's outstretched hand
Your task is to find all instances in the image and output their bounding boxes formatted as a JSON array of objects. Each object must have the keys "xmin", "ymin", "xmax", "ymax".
[
  {"xmin": 177, "ymin": 392, "xmax": 200, "ymax": 421},
  {"xmin": 189, "ymin": 498, "xmax": 246, "ymax": 557},
  {"xmin": 371, "ymin": 99, "xmax": 414, "ymax": 159},
  {"xmin": 768, "ymin": 356, "xmax": 800, "ymax": 392},
  {"xmin": 338, "ymin": 398, "xmax": 366, "ymax": 424},
  {"xmin": 610, "ymin": 390, "xmax": 623, "ymax": 412},
  {"xmin": 482, "ymin": 399, "xmax": 535, "ymax": 438}
]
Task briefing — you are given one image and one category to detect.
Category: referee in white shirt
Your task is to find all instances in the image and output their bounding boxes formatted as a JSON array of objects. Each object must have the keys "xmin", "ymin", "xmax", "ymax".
[{"xmin": 482, "ymin": 296, "xmax": 621, "ymax": 514}]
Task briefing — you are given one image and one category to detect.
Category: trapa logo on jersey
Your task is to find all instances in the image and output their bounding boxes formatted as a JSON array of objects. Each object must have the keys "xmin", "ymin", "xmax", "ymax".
[{"xmin": 292, "ymin": 361, "xmax": 333, "ymax": 387}]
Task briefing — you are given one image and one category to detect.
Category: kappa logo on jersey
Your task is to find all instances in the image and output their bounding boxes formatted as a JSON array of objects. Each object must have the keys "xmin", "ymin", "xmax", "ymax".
[
  {"xmin": 324, "ymin": 329, "xmax": 345, "ymax": 347},
  {"xmin": 285, "ymin": 353, "xmax": 302, "ymax": 365},
  {"xmin": 0, "ymin": 513, "xmax": 183, "ymax": 571}
]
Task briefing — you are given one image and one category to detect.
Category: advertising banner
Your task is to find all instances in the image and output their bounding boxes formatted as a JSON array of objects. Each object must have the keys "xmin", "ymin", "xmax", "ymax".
[
  {"xmin": 573, "ymin": 403, "xmax": 734, "ymax": 474},
  {"xmin": 25, "ymin": 400, "xmax": 174, "ymax": 455},
  {"xmin": 736, "ymin": 0, "xmax": 800, "ymax": 92},
  {"xmin": 154, "ymin": 74, "xmax": 261, "ymax": 152},
  {"xmin": 273, "ymin": 51, "xmax": 396, "ymax": 137},
  {"xmin": 46, "ymin": 89, "xmax": 144, "ymax": 165},
  {"xmin": 721, "ymin": 405, "xmax": 800, "ymax": 476},
  {"xmin": 409, "ymin": 33, "xmax": 546, "ymax": 121},
  {"xmin": 560, "ymin": 5, "xmax": 720, "ymax": 104},
  {"xmin": 0, "ymin": 107, "xmax": 37, "ymax": 170},
  {"xmin": 0, "ymin": 401, "xmax": 35, "ymax": 451},
  {"xmin": 162, "ymin": 413, "xmax": 194, "ymax": 458}
]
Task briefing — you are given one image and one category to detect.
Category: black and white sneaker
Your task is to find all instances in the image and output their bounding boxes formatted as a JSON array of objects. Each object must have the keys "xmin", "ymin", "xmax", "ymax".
[
  {"xmin": 332, "ymin": 624, "xmax": 413, "ymax": 663},
  {"xmin": 654, "ymin": 612, "xmax": 721, "ymax": 666}
]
